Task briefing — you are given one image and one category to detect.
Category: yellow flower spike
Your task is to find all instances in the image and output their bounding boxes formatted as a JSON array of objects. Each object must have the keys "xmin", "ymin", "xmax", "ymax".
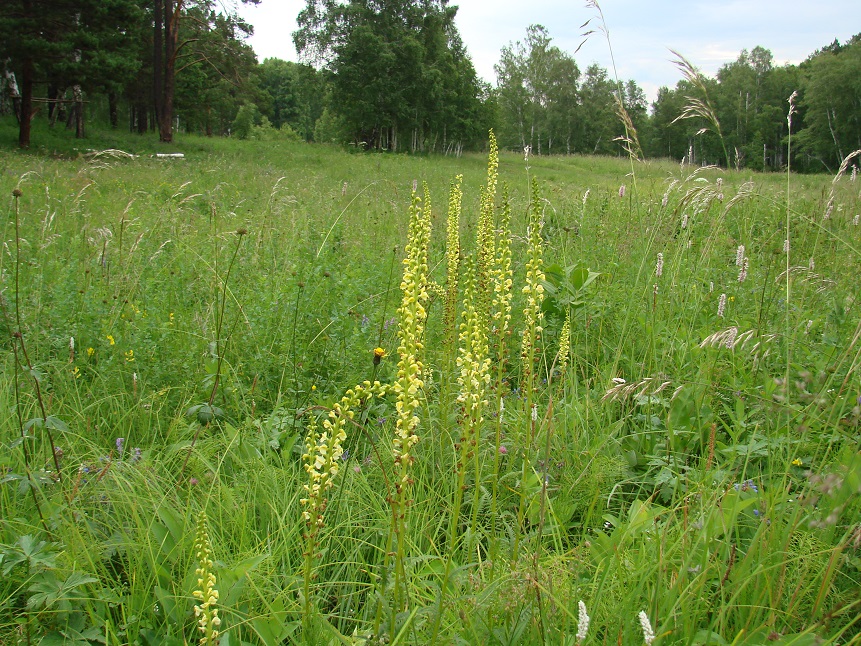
[
  {"xmin": 521, "ymin": 176, "xmax": 546, "ymax": 402},
  {"xmin": 191, "ymin": 511, "xmax": 220, "ymax": 646},
  {"xmin": 443, "ymin": 175, "xmax": 463, "ymax": 353},
  {"xmin": 557, "ymin": 311, "xmax": 571, "ymax": 375}
]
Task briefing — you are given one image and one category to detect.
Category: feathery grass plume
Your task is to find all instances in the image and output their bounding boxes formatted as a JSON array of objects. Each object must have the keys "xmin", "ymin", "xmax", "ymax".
[
  {"xmin": 602, "ymin": 375, "xmax": 673, "ymax": 403},
  {"xmin": 613, "ymin": 92, "xmax": 644, "ymax": 162},
  {"xmin": 699, "ymin": 326, "xmax": 775, "ymax": 360},
  {"xmin": 388, "ymin": 183, "xmax": 432, "ymax": 621},
  {"xmin": 443, "ymin": 174, "xmax": 463, "ymax": 357},
  {"xmin": 670, "ymin": 49, "xmax": 730, "ymax": 168},
  {"xmin": 823, "ymin": 149, "xmax": 861, "ymax": 220},
  {"xmin": 192, "ymin": 511, "xmax": 221, "ymax": 646}
]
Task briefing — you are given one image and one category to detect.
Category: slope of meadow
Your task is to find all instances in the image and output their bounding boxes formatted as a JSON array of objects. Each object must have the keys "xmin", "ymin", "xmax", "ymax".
[{"xmin": 1, "ymin": 123, "xmax": 860, "ymax": 645}]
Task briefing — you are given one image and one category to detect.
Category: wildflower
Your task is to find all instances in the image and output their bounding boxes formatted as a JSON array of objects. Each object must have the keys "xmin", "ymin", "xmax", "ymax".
[
  {"xmin": 125, "ymin": 349, "xmax": 135, "ymax": 362},
  {"xmin": 311, "ymin": 384, "xmax": 316, "ymax": 391},
  {"xmin": 639, "ymin": 610, "xmax": 655, "ymax": 645},
  {"xmin": 169, "ymin": 312, "xmax": 175, "ymax": 323},
  {"xmin": 853, "ymin": 214, "xmax": 860, "ymax": 226},
  {"xmin": 87, "ymin": 347, "xmax": 95, "ymax": 357},
  {"xmin": 709, "ymin": 281, "xmax": 714, "ymax": 293},
  {"xmin": 738, "ymin": 257, "xmax": 748, "ymax": 283},
  {"xmin": 72, "ymin": 366, "xmax": 80, "ymax": 379},
  {"xmin": 373, "ymin": 347, "xmax": 387, "ymax": 366},
  {"xmin": 107, "ymin": 334, "xmax": 115, "ymax": 346},
  {"xmin": 577, "ymin": 600, "xmax": 590, "ymax": 644},
  {"xmin": 116, "ymin": 437, "xmax": 124, "ymax": 454},
  {"xmin": 792, "ymin": 458, "xmax": 803, "ymax": 467},
  {"xmin": 190, "ymin": 477, "xmax": 199, "ymax": 486},
  {"xmin": 342, "ymin": 181, "xmax": 347, "ymax": 196},
  {"xmin": 655, "ymin": 252, "xmax": 664, "ymax": 278},
  {"xmin": 556, "ymin": 311, "xmax": 571, "ymax": 373},
  {"xmin": 808, "ymin": 257, "xmax": 815, "ymax": 271},
  {"xmin": 733, "ymin": 479, "xmax": 758, "ymax": 493},
  {"xmin": 783, "ymin": 238, "xmax": 790, "ymax": 253},
  {"xmin": 716, "ymin": 177, "xmax": 723, "ymax": 188},
  {"xmin": 302, "ymin": 381, "xmax": 388, "ymax": 531},
  {"xmin": 583, "ymin": 188, "xmax": 590, "ymax": 205},
  {"xmin": 132, "ymin": 447, "xmax": 142, "ymax": 463},
  {"xmin": 681, "ymin": 213, "xmax": 688, "ymax": 229},
  {"xmin": 520, "ymin": 178, "xmax": 546, "ymax": 398},
  {"xmin": 736, "ymin": 245, "xmax": 745, "ymax": 267},
  {"xmin": 499, "ymin": 445, "xmax": 508, "ymax": 455},
  {"xmin": 523, "ymin": 145, "xmax": 531, "ymax": 162},
  {"xmin": 192, "ymin": 511, "xmax": 221, "ymax": 646},
  {"xmin": 531, "ymin": 404, "xmax": 538, "ymax": 422},
  {"xmin": 618, "ymin": 184, "xmax": 626, "ymax": 198},
  {"xmin": 717, "ymin": 293, "xmax": 727, "ymax": 318}
]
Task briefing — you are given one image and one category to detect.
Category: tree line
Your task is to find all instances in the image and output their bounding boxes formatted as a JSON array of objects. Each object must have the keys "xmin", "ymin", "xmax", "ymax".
[{"xmin": 1, "ymin": 0, "xmax": 858, "ymax": 171}]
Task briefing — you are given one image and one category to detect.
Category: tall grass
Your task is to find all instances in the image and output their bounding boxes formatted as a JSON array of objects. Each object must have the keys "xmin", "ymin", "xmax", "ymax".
[{"xmin": 0, "ymin": 116, "xmax": 860, "ymax": 644}]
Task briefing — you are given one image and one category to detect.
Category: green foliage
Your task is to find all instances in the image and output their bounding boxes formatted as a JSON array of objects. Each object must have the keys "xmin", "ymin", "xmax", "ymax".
[
  {"xmin": 294, "ymin": 0, "xmax": 489, "ymax": 151},
  {"xmin": 1, "ymin": 126, "xmax": 860, "ymax": 644}
]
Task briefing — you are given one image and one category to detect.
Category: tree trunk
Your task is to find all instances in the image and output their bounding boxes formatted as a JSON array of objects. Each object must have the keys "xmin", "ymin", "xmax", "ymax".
[
  {"xmin": 154, "ymin": 0, "xmax": 163, "ymax": 126},
  {"xmin": 159, "ymin": 0, "xmax": 180, "ymax": 143},
  {"xmin": 73, "ymin": 85, "xmax": 84, "ymax": 138},
  {"xmin": 137, "ymin": 104, "xmax": 148, "ymax": 133},
  {"xmin": 18, "ymin": 56, "xmax": 34, "ymax": 148},
  {"xmin": 109, "ymin": 92, "xmax": 119, "ymax": 128}
]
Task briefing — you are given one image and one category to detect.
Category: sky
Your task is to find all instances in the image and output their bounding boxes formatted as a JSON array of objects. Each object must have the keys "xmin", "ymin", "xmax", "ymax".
[{"xmin": 235, "ymin": 0, "xmax": 861, "ymax": 104}]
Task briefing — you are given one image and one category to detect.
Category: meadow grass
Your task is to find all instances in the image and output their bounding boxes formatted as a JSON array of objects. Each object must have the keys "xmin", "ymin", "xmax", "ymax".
[{"xmin": 1, "ymin": 117, "xmax": 860, "ymax": 645}]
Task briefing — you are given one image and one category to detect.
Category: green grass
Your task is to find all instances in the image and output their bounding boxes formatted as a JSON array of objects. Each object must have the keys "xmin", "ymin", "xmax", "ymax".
[{"xmin": 1, "ymin": 117, "xmax": 860, "ymax": 645}]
